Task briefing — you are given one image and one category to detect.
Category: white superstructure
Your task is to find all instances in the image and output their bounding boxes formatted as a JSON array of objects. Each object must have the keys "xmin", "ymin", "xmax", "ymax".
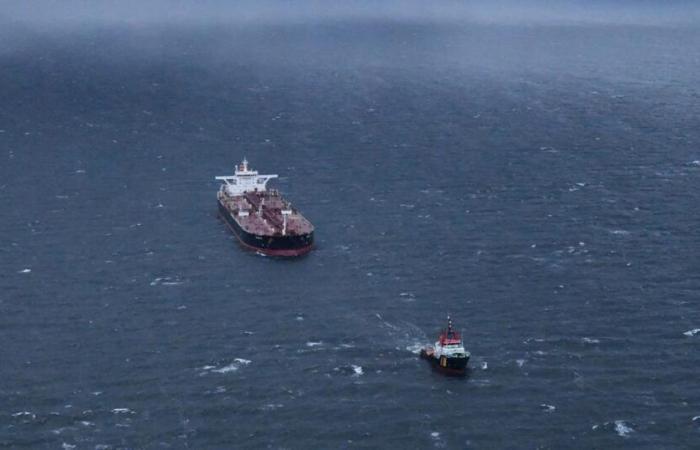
[
  {"xmin": 433, "ymin": 340, "xmax": 468, "ymax": 359},
  {"xmin": 433, "ymin": 317, "xmax": 469, "ymax": 359},
  {"xmin": 215, "ymin": 158, "xmax": 278, "ymax": 196}
]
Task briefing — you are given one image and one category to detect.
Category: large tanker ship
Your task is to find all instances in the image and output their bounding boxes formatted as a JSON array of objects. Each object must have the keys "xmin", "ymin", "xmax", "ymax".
[{"xmin": 215, "ymin": 159, "xmax": 314, "ymax": 256}]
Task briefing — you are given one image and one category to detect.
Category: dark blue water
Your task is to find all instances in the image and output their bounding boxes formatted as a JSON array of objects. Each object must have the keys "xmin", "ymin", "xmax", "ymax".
[{"xmin": 2, "ymin": 19, "xmax": 700, "ymax": 448}]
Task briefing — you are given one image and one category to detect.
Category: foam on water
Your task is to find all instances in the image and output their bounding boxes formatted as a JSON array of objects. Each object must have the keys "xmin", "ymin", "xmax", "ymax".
[
  {"xmin": 260, "ymin": 403, "xmax": 284, "ymax": 411},
  {"xmin": 150, "ymin": 276, "xmax": 184, "ymax": 286},
  {"xmin": 209, "ymin": 358, "xmax": 252, "ymax": 374},
  {"xmin": 609, "ymin": 229, "xmax": 630, "ymax": 235},
  {"xmin": 614, "ymin": 420, "xmax": 634, "ymax": 437},
  {"xmin": 351, "ymin": 365, "xmax": 364, "ymax": 376},
  {"xmin": 406, "ymin": 343, "xmax": 424, "ymax": 355}
]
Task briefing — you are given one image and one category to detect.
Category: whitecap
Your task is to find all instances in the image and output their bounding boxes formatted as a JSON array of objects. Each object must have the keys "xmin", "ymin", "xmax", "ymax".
[
  {"xmin": 306, "ymin": 341, "xmax": 323, "ymax": 347},
  {"xmin": 111, "ymin": 408, "xmax": 134, "ymax": 415},
  {"xmin": 375, "ymin": 313, "xmax": 398, "ymax": 330},
  {"xmin": 430, "ymin": 431, "xmax": 440, "ymax": 439},
  {"xmin": 406, "ymin": 343, "xmax": 424, "ymax": 354},
  {"xmin": 61, "ymin": 444, "xmax": 76, "ymax": 450},
  {"xmin": 18, "ymin": 268, "xmax": 31, "ymax": 274},
  {"xmin": 609, "ymin": 229, "xmax": 630, "ymax": 235},
  {"xmin": 351, "ymin": 365, "xmax": 364, "ymax": 376},
  {"xmin": 540, "ymin": 404, "xmax": 556, "ymax": 413},
  {"xmin": 481, "ymin": 361, "xmax": 488, "ymax": 370},
  {"xmin": 260, "ymin": 403, "xmax": 284, "ymax": 411},
  {"xmin": 692, "ymin": 416, "xmax": 700, "ymax": 422},
  {"xmin": 683, "ymin": 328, "xmax": 700, "ymax": 337},
  {"xmin": 211, "ymin": 359, "xmax": 251, "ymax": 374},
  {"xmin": 614, "ymin": 420, "xmax": 634, "ymax": 437},
  {"xmin": 582, "ymin": 337, "xmax": 600, "ymax": 344},
  {"xmin": 150, "ymin": 276, "xmax": 184, "ymax": 286},
  {"xmin": 516, "ymin": 359, "xmax": 526, "ymax": 368},
  {"xmin": 212, "ymin": 364, "xmax": 240, "ymax": 373},
  {"xmin": 12, "ymin": 411, "xmax": 35, "ymax": 419}
]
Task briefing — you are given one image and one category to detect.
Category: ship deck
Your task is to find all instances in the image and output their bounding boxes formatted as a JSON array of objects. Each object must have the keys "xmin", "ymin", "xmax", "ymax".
[{"xmin": 218, "ymin": 190, "xmax": 314, "ymax": 237}]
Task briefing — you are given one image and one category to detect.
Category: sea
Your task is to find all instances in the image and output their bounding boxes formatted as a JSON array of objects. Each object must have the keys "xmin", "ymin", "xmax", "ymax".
[{"xmin": 1, "ymin": 14, "xmax": 700, "ymax": 449}]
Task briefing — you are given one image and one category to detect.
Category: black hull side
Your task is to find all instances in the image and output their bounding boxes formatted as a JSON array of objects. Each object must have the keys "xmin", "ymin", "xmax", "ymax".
[
  {"xmin": 420, "ymin": 350, "xmax": 469, "ymax": 376},
  {"xmin": 218, "ymin": 201, "xmax": 313, "ymax": 256}
]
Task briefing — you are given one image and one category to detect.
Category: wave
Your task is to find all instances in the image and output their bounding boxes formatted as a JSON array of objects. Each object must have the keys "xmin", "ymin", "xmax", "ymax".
[{"xmin": 614, "ymin": 420, "xmax": 634, "ymax": 437}]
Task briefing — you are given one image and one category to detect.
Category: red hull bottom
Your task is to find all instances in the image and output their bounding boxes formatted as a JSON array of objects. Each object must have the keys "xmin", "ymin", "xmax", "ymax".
[{"xmin": 253, "ymin": 245, "xmax": 313, "ymax": 257}]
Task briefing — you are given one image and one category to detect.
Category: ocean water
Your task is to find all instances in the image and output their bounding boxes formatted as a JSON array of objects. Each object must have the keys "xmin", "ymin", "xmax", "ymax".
[{"xmin": 1, "ymin": 18, "xmax": 700, "ymax": 449}]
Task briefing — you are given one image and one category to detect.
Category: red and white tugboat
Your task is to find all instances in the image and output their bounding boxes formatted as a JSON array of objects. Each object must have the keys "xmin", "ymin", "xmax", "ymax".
[
  {"xmin": 215, "ymin": 158, "xmax": 314, "ymax": 256},
  {"xmin": 420, "ymin": 316, "xmax": 470, "ymax": 376}
]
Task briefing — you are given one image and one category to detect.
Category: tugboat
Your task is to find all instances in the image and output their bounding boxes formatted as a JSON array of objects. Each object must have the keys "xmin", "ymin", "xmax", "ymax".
[
  {"xmin": 420, "ymin": 316, "xmax": 470, "ymax": 375},
  {"xmin": 215, "ymin": 158, "xmax": 314, "ymax": 256}
]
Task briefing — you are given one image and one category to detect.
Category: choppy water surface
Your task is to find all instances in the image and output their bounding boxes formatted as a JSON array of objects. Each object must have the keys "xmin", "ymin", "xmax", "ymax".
[{"xmin": 1, "ymin": 19, "xmax": 700, "ymax": 448}]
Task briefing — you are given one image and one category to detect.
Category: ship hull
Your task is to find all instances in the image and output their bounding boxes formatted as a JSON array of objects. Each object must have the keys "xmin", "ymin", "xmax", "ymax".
[
  {"xmin": 218, "ymin": 200, "xmax": 313, "ymax": 256},
  {"xmin": 420, "ymin": 349, "xmax": 469, "ymax": 376}
]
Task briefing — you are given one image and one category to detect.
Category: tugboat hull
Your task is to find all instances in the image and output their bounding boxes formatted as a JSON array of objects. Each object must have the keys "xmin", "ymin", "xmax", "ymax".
[{"xmin": 420, "ymin": 348, "xmax": 469, "ymax": 376}]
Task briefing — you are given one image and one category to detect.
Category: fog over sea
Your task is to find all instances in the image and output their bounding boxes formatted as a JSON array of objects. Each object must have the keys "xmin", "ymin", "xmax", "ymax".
[{"xmin": 1, "ymin": 1, "xmax": 700, "ymax": 448}]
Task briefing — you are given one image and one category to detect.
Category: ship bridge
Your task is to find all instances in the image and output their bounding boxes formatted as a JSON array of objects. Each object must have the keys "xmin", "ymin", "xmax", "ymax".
[{"xmin": 215, "ymin": 158, "xmax": 278, "ymax": 196}]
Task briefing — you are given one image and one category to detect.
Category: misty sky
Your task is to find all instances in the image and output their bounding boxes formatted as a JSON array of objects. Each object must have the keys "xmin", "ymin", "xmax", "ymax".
[{"xmin": 2, "ymin": 0, "xmax": 699, "ymax": 28}]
